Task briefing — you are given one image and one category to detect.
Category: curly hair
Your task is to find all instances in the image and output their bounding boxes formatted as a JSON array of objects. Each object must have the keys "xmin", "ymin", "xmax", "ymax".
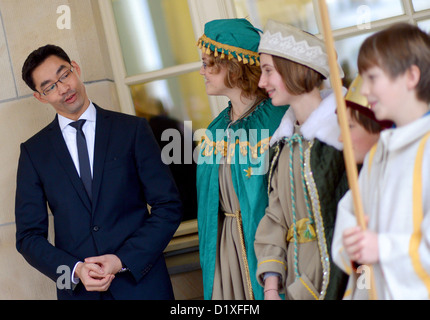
[{"xmin": 205, "ymin": 52, "xmax": 268, "ymax": 101}]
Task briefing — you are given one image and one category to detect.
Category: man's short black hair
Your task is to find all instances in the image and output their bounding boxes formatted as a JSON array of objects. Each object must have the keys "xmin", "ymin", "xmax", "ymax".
[{"xmin": 22, "ymin": 44, "xmax": 71, "ymax": 92}]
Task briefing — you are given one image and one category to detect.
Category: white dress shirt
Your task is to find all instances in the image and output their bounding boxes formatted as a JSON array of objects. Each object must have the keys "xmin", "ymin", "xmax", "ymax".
[
  {"xmin": 58, "ymin": 101, "xmax": 96, "ymax": 177},
  {"xmin": 57, "ymin": 101, "xmax": 97, "ymax": 284}
]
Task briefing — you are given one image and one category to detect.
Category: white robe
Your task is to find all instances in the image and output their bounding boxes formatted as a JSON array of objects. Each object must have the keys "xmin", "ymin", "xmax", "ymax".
[{"xmin": 332, "ymin": 114, "xmax": 430, "ymax": 300}]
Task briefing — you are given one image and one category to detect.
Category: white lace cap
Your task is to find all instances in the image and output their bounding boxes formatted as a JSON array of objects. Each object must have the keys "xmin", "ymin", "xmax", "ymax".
[{"xmin": 259, "ymin": 20, "xmax": 344, "ymax": 79}]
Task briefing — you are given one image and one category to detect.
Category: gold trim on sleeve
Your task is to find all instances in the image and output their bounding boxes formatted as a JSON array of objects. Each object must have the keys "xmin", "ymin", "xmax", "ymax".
[{"xmin": 410, "ymin": 132, "xmax": 430, "ymax": 298}]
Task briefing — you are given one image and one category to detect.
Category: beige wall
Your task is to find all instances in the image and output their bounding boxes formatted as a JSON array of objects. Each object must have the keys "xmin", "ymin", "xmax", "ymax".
[{"xmin": 0, "ymin": 0, "xmax": 120, "ymax": 299}]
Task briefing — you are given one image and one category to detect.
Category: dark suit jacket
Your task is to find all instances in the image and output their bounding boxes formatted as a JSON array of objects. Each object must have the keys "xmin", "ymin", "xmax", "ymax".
[{"xmin": 15, "ymin": 104, "xmax": 183, "ymax": 300}]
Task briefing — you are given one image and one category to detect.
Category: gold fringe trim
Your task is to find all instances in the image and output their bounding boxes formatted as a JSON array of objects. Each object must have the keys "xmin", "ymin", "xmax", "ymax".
[{"xmin": 197, "ymin": 34, "xmax": 260, "ymax": 66}]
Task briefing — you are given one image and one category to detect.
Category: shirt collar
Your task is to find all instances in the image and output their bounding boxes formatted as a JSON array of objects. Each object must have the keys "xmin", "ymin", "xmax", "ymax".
[
  {"xmin": 58, "ymin": 101, "xmax": 97, "ymax": 131},
  {"xmin": 379, "ymin": 114, "xmax": 430, "ymax": 152}
]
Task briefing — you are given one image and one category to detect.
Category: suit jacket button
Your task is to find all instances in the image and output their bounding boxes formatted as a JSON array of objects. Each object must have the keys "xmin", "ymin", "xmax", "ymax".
[{"xmin": 93, "ymin": 226, "xmax": 100, "ymax": 232}]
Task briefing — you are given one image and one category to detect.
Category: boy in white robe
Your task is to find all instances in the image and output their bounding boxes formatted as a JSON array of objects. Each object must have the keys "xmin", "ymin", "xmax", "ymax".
[{"xmin": 332, "ymin": 23, "xmax": 430, "ymax": 300}]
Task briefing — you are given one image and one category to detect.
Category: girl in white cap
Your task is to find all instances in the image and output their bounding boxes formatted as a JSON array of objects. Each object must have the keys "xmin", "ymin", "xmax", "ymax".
[{"xmin": 254, "ymin": 20, "xmax": 348, "ymax": 300}]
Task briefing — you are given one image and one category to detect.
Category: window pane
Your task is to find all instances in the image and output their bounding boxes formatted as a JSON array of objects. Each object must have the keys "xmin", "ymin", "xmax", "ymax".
[
  {"xmin": 418, "ymin": 19, "xmax": 430, "ymax": 33},
  {"xmin": 335, "ymin": 32, "xmax": 374, "ymax": 87},
  {"xmin": 413, "ymin": 0, "xmax": 430, "ymax": 11},
  {"xmin": 234, "ymin": 0, "xmax": 318, "ymax": 34},
  {"xmin": 130, "ymin": 71, "xmax": 212, "ymax": 132},
  {"xmin": 112, "ymin": 0, "xmax": 199, "ymax": 76},
  {"xmin": 130, "ymin": 71, "xmax": 212, "ymax": 222},
  {"xmin": 327, "ymin": 0, "xmax": 403, "ymax": 30}
]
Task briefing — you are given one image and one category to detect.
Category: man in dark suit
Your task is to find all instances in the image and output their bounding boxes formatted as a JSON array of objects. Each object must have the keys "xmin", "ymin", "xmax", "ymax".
[{"xmin": 15, "ymin": 44, "xmax": 183, "ymax": 300}]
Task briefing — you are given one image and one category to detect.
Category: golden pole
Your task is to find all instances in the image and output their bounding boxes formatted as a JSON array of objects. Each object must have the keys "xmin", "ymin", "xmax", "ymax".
[{"xmin": 317, "ymin": 0, "xmax": 377, "ymax": 300}]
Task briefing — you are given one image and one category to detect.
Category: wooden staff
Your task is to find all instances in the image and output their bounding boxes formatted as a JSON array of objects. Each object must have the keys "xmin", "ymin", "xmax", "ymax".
[{"xmin": 317, "ymin": 0, "xmax": 377, "ymax": 300}]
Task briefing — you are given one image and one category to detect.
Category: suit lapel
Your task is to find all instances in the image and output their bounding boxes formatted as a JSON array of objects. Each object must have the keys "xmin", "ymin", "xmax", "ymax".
[
  {"xmin": 48, "ymin": 116, "xmax": 92, "ymax": 212},
  {"xmin": 91, "ymin": 105, "xmax": 111, "ymax": 213}
]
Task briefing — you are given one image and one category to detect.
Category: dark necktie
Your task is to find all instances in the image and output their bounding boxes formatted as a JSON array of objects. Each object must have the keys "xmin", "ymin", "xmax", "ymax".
[{"xmin": 69, "ymin": 119, "xmax": 92, "ymax": 201}]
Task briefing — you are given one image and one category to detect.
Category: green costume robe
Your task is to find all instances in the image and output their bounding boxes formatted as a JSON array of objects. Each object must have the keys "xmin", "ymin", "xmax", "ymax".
[{"xmin": 196, "ymin": 99, "xmax": 287, "ymax": 300}]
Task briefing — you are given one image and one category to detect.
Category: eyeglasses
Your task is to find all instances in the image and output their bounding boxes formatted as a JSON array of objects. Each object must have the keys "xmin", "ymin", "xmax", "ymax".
[{"xmin": 41, "ymin": 67, "xmax": 74, "ymax": 96}]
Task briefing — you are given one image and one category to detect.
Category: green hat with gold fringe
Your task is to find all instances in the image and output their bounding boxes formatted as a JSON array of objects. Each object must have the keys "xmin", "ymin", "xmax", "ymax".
[{"xmin": 197, "ymin": 18, "xmax": 261, "ymax": 66}]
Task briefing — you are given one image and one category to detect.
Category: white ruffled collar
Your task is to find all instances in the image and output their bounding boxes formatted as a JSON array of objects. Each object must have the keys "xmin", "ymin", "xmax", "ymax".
[{"xmin": 270, "ymin": 89, "xmax": 345, "ymax": 150}]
